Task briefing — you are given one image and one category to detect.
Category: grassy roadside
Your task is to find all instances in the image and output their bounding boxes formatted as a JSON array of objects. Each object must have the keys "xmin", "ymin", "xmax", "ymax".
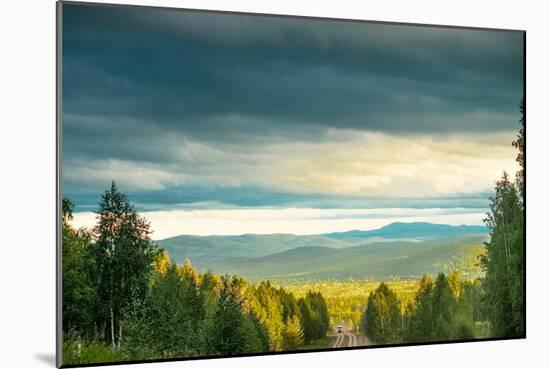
[{"xmin": 296, "ymin": 337, "xmax": 331, "ymax": 350}]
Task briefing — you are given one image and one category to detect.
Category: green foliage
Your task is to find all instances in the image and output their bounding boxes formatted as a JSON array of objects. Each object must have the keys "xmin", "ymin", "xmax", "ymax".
[
  {"xmin": 62, "ymin": 198, "xmax": 95, "ymax": 337},
  {"xmin": 282, "ymin": 315, "xmax": 304, "ymax": 349},
  {"xmin": 63, "ymin": 340, "xmax": 127, "ymax": 365},
  {"xmin": 298, "ymin": 291, "xmax": 330, "ymax": 344},
  {"xmin": 430, "ymin": 273, "xmax": 457, "ymax": 340},
  {"xmin": 285, "ymin": 279, "xmax": 418, "ymax": 331},
  {"xmin": 244, "ymin": 281, "xmax": 308, "ymax": 351},
  {"xmin": 481, "ymin": 172, "xmax": 525, "ymax": 337},
  {"xmin": 480, "ymin": 101, "xmax": 525, "ymax": 338},
  {"xmin": 296, "ymin": 337, "xmax": 331, "ymax": 350},
  {"xmin": 199, "ymin": 271, "xmax": 221, "ymax": 320},
  {"xmin": 512, "ymin": 99, "xmax": 525, "ymax": 195},
  {"xmin": 404, "ymin": 273, "xmax": 475, "ymax": 342},
  {"xmin": 403, "ymin": 275, "xmax": 434, "ymax": 342},
  {"xmin": 308, "ymin": 292, "xmax": 330, "ymax": 337},
  {"xmin": 361, "ymin": 283, "xmax": 401, "ymax": 344},
  {"xmin": 462, "ymin": 279, "xmax": 484, "ymax": 322},
  {"xmin": 207, "ymin": 275, "xmax": 268, "ymax": 355},
  {"xmin": 277, "ymin": 288, "xmax": 300, "ymax": 323},
  {"xmin": 62, "ymin": 197, "xmax": 75, "ymax": 222},
  {"xmin": 126, "ymin": 264, "xmax": 204, "ymax": 358},
  {"xmin": 88, "ymin": 181, "xmax": 160, "ymax": 348},
  {"xmin": 153, "ymin": 250, "xmax": 171, "ymax": 275},
  {"xmin": 242, "ymin": 312, "xmax": 270, "ymax": 353},
  {"xmin": 247, "ymin": 281, "xmax": 285, "ymax": 350}
]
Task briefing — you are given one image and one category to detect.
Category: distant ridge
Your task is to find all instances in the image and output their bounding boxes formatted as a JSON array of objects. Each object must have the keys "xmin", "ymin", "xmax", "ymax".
[
  {"xmin": 157, "ymin": 222, "xmax": 488, "ymax": 276},
  {"xmin": 324, "ymin": 222, "xmax": 488, "ymax": 241},
  {"xmin": 157, "ymin": 233, "xmax": 349, "ymax": 265},
  {"xmin": 212, "ymin": 234, "xmax": 489, "ymax": 282}
]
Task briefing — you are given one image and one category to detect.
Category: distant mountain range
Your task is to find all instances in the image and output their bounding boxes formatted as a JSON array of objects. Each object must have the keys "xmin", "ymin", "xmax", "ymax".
[
  {"xmin": 158, "ymin": 233, "xmax": 350, "ymax": 265},
  {"xmin": 324, "ymin": 222, "xmax": 487, "ymax": 242},
  {"xmin": 157, "ymin": 222, "xmax": 488, "ymax": 282},
  {"xmin": 211, "ymin": 234, "xmax": 488, "ymax": 282}
]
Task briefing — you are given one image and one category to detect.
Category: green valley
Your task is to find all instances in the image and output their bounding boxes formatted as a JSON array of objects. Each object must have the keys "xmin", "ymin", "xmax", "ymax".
[{"xmin": 158, "ymin": 227, "xmax": 488, "ymax": 283}]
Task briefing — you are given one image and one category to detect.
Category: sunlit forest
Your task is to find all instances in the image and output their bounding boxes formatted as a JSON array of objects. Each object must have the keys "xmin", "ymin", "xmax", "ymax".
[{"xmin": 282, "ymin": 279, "xmax": 417, "ymax": 333}]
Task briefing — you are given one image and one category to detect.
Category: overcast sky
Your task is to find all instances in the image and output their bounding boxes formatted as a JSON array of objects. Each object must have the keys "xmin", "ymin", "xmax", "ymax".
[{"xmin": 62, "ymin": 4, "xmax": 524, "ymax": 238}]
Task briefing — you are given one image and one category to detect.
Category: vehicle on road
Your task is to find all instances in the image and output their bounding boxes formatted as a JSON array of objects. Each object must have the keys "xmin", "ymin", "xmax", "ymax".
[{"xmin": 336, "ymin": 324, "xmax": 343, "ymax": 334}]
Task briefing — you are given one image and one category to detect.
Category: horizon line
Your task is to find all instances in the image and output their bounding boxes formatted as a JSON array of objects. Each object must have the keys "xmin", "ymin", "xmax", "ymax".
[{"xmin": 153, "ymin": 220, "xmax": 489, "ymax": 240}]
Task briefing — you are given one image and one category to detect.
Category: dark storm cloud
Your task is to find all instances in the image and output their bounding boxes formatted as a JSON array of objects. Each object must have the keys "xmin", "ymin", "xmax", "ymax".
[
  {"xmin": 61, "ymin": 3, "xmax": 524, "ymax": 203},
  {"xmin": 62, "ymin": 4, "xmax": 524, "ymax": 137}
]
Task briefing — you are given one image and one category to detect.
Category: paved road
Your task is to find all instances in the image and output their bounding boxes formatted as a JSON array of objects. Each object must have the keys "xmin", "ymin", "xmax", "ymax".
[{"xmin": 332, "ymin": 325, "xmax": 359, "ymax": 348}]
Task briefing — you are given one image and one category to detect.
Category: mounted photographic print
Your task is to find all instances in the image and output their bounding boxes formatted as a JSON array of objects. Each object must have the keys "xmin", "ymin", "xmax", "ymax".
[{"xmin": 57, "ymin": 1, "xmax": 526, "ymax": 367}]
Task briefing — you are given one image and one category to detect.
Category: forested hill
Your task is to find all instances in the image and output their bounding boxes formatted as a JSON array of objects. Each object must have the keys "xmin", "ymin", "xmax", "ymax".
[
  {"xmin": 209, "ymin": 234, "xmax": 488, "ymax": 282},
  {"xmin": 158, "ymin": 222, "xmax": 488, "ymax": 264},
  {"xmin": 158, "ymin": 233, "xmax": 350, "ymax": 265},
  {"xmin": 157, "ymin": 222, "xmax": 488, "ymax": 282}
]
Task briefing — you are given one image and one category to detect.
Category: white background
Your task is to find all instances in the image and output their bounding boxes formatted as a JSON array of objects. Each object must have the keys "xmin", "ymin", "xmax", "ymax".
[{"xmin": 1, "ymin": 0, "xmax": 548, "ymax": 368}]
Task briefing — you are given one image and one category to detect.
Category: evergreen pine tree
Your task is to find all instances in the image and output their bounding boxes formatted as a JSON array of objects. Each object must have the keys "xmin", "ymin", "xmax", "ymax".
[
  {"xmin": 208, "ymin": 276, "xmax": 249, "ymax": 355},
  {"xmin": 404, "ymin": 275, "xmax": 434, "ymax": 342},
  {"xmin": 431, "ymin": 273, "xmax": 456, "ymax": 340}
]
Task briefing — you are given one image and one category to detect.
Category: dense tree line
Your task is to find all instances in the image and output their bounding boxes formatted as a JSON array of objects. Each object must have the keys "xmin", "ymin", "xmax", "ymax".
[
  {"xmin": 286, "ymin": 280, "xmax": 418, "ymax": 332},
  {"xmin": 62, "ymin": 183, "xmax": 330, "ymax": 365},
  {"xmin": 404, "ymin": 272, "xmax": 476, "ymax": 342},
  {"xmin": 480, "ymin": 100, "xmax": 525, "ymax": 337},
  {"xmin": 360, "ymin": 272, "xmax": 480, "ymax": 345}
]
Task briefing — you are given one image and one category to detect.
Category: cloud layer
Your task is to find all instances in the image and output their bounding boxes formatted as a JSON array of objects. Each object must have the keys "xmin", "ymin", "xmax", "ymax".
[{"xmin": 61, "ymin": 4, "xmax": 524, "ymax": 217}]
